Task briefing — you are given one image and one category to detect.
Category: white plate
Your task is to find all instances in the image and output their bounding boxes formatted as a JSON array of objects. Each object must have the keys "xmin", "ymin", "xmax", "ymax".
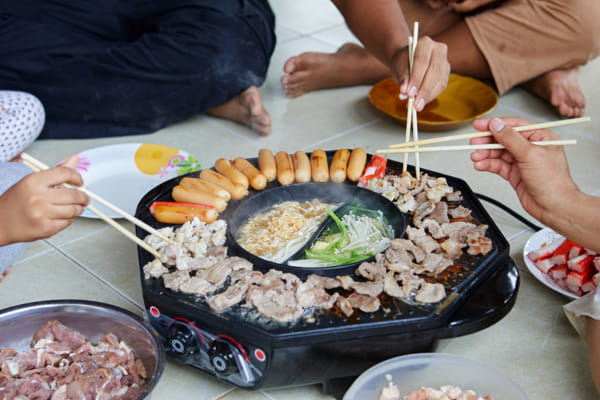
[
  {"xmin": 58, "ymin": 143, "xmax": 201, "ymax": 219},
  {"xmin": 523, "ymin": 228, "xmax": 579, "ymax": 300}
]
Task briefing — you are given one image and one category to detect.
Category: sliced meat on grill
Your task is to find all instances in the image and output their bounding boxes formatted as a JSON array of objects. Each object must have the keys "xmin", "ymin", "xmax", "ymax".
[
  {"xmin": 337, "ymin": 275, "xmax": 355, "ymax": 290},
  {"xmin": 421, "ymin": 218, "xmax": 445, "ymax": 240},
  {"xmin": 162, "ymin": 270, "xmax": 191, "ymax": 292},
  {"xmin": 428, "ymin": 201, "xmax": 449, "ymax": 225},
  {"xmin": 179, "ymin": 276, "xmax": 215, "ymax": 296},
  {"xmin": 159, "ymin": 243, "xmax": 187, "ymax": 266},
  {"xmin": 296, "ymin": 283, "xmax": 340, "ymax": 309},
  {"xmin": 425, "ymin": 177, "xmax": 453, "ymax": 203},
  {"xmin": 440, "ymin": 236, "xmax": 467, "ymax": 259},
  {"xmin": 389, "ymin": 239, "xmax": 426, "ymax": 263},
  {"xmin": 207, "ymin": 245, "xmax": 228, "ymax": 258},
  {"xmin": 385, "ymin": 245, "xmax": 414, "ymax": 266},
  {"xmin": 416, "ymin": 253, "xmax": 454, "ymax": 275},
  {"xmin": 408, "ymin": 174, "xmax": 428, "ymax": 196},
  {"xmin": 397, "ymin": 272, "xmax": 424, "ymax": 298},
  {"xmin": 467, "ymin": 230, "xmax": 493, "ymax": 256},
  {"xmin": 306, "ymin": 274, "xmax": 341, "ymax": 290},
  {"xmin": 187, "ymin": 255, "xmax": 220, "ymax": 271},
  {"xmin": 414, "ymin": 282, "xmax": 446, "ymax": 303},
  {"xmin": 441, "ymin": 221, "xmax": 476, "ymax": 239},
  {"xmin": 143, "ymin": 259, "xmax": 169, "ymax": 280},
  {"xmin": 448, "ymin": 205, "xmax": 472, "ymax": 219},
  {"xmin": 204, "ymin": 262, "xmax": 233, "ymax": 287},
  {"xmin": 383, "ymin": 271, "xmax": 405, "ymax": 298},
  {"xmin": 395, "ymin": 193, "xmax": 418, "ymax": 213},
  {"xmin": 350, "ymin": 279, "xmax": 384, "ymax": 297},
  {"xmin": 406, "ymin": 226, "xmax": 441, "ymax": 254},
  {"xmin": 223, "ymin": 256, "xmax": 253, "ymax": 271},
  {"xmin": 346, "ymin": 293, "xmax": 381, "ymax": 313},
  {"xmin": 413, "ymin": 200, "xmax": 435, "ymax": 226},
  {"xmin": 245, "ymin": 285, "xmax": 303, "ymax": 323},
  {"xmin": 356, "ymin": 262, "xmax": 386, "ymax": 281},
  {"xmin": 445, "ymin": 191, "xmax": 463, "ymax": 202},
  {"xmin": 207, "ymin": 275, "xmax": 252, "ymax": 312},
  {"xmin": 336, "ymin": 296, "xmax": 354, "ymax": 318}
]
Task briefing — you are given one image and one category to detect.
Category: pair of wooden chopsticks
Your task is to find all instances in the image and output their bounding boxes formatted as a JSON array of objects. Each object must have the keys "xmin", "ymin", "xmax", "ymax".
[
  {"xmin": 377, "ymin": 116, "xmax": 590, "ymax": 154},
  {"xmin": 20, "ymin": 152, "xmax": 172, "ymax": 258},
  {"xmin": 402, "ymin": 21, "xmax": 421, "ymax": 178}
]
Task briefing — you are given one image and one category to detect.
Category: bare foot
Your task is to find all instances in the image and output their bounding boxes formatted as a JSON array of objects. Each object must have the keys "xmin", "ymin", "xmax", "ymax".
[
  {"xmin": 280, "ymin": 43, "xmax": 390, "ymax": 98},
  {"xmin": 521, "ymin": 67, "xmax": 586, "ymax": 117},
  {"xmin": 207, "ymin": 86, "xmax": 271, "ymax": 136}
]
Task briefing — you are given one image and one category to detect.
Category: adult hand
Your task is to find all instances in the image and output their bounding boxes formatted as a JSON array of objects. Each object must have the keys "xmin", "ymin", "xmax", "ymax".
[
  {"xmin": 469, "ymin": 117, "xmax": 578, "ymax": 223},
  {"xmin": 0, "ymin": 156, "xmax": 88, "ymax": 245},
  {"xmin": 448, "ymin": 0, "xmax": 498, "ymax": 13},
  {"xmin": 393, "ymin": 36, "xmax": 450, "ymax": 112}
]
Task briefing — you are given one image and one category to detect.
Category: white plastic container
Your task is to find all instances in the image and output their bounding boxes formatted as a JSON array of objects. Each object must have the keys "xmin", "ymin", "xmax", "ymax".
[{"xmin": 343, "ymin": 353, "xmax": 529, "ymax": 400}]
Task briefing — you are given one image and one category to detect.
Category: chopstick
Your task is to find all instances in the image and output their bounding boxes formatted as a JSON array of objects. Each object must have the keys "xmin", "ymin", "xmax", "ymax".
[
  {"xmin": 402, "ymin": 21, "xmax": 420, "ymax": 178},
  {"xmin": 388, "ymin": 116, "xmax": 591, "ymax": 148},
  {"xmin": 377, "ymin": 139, "xmax": 577, "ymax": 154},
  {"xmin": 20, "ymin": 158, "xmax": 161, "ymax": 258},
  {"xmin": 20, "ymin": 152, "xmax": 173, "ymax": 246}
]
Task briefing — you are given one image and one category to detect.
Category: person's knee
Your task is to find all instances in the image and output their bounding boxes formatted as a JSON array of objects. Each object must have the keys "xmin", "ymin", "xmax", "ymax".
[{"xmin": 572, "ymin": 0, "xmax": 600, "ymax": 59}]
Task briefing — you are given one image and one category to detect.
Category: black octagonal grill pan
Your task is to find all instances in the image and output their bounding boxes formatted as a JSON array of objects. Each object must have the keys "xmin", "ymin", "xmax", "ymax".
[{"xmin": 134, "ymin": 152, "xmax": 519, "ymax": 397}]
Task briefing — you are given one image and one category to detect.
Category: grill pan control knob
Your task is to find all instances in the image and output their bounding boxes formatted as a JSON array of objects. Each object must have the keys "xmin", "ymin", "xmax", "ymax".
[
  {"xmin": 168, "ymin": 322, "xmax": 199, "ymax": 357},
  {"xmin": 208, "ymin": 338, "xmax": 239, "ymax": 376}
]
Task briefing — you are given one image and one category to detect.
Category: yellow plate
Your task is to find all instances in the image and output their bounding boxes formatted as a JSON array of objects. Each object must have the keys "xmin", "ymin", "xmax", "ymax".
[{"xmin": 368, "ymin": 74, "xmax": 498, "ymax": 132}]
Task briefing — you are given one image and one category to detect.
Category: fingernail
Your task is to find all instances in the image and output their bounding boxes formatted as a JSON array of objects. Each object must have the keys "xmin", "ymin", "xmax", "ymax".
[
  {"xmin": 490, "ymin": 118, "xmax": 504, "ymax": 132},
  {"xmin": 409, "ymin": 86, "xmax": 418, "ymax": 97},
  {"xmin": 399, "ymin": 93, "xmax": 408, "ymax": 100},
  {"xmin": 416, "ymin": 98, "xmax": 425, "ymax": 111}
]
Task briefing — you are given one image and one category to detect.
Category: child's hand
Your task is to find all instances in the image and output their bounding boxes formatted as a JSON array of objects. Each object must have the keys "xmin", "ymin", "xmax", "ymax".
[{"xmin": 0, "ymin": 158, "xmax": 89, "ymax": 245}]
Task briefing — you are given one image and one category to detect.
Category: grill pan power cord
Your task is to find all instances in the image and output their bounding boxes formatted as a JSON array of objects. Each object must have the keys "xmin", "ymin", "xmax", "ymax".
[{"xmin": 474, "ymin": 193, "xmax": 542, "ymax": 232}]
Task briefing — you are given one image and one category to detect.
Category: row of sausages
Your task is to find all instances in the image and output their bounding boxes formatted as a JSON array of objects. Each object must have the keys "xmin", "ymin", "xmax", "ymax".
[{"xmin": 151, "ymin": 148, "xmax": 368, "ymax": 224}]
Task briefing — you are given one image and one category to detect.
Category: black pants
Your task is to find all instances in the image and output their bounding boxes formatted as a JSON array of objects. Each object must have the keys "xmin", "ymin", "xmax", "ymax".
[{"xmin": 0, "ymin": 0, "xmax": 276, "ymax": 138}]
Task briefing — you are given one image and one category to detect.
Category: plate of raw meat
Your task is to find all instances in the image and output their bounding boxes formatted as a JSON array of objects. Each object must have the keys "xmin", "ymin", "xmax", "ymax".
[{"xmin": 523, "ymin": 228, "xmax": 600, "ymax": 299}]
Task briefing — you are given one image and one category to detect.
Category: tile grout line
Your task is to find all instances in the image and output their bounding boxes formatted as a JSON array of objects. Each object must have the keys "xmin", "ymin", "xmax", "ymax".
[
  {"xmin": 300, "ymin": 118, "xmax": 381, "ymax": 151},
  {"xmin": 42, "ymin": 239, "xmax": 145, "ymax": 314}
]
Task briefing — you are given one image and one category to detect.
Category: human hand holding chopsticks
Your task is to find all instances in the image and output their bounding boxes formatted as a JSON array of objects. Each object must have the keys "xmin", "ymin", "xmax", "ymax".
[
  {"xmin": 470, "ymin": 117, "xmax": 581, "ymax": 225},
  {"xmin": 0, "ymin": 156, "xmax": 89, "ymax": 246}
]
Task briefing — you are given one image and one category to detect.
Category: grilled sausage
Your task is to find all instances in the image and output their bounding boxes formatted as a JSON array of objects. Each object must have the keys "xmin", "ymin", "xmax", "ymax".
[
  {"xmin": 275, "ymin": 151, "xmax": 295, "ymax": 186},
  {"xmin": 232, "ymin": 157, "xmax": 267, "ymax": 191},
  {"xmin": 347, "ymin": 147, "xmax": 367, "ymax": 182},
  {"xmin": 330, "ymin": 149, "xmax": 350, "ymax": 183},
  {"xmin": 258, "ymin": 149, "xmax": 277, "ymax": 182},
  {"xmin": 171, "ymin": 185, "xmax": 228, "ymax": 212},
  {"xmin": 180, "ymin": 177, "xmax": 231, "ymax": 201},
  {"xmin": 293, "ymin": 151, "xmax": 311, "ymax": 183},
  {"xmin": 199, "ymin": 169, "xmax": 248, "ymax": 200},
  {"xmin": 153, "ymin": 203, "xmax": 218, "ymax": 224},
  {"xmin": 214, "ymin": 158, "xmax": 249, "ymax": 188},
  {"xmin": 310, "ymin": 149, "xmax": 329, "ymax": 182}
]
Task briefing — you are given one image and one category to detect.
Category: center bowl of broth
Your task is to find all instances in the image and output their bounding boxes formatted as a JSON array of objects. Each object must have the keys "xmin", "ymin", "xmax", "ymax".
[{"xmin": 223, "ymin": 182, "xmax": 408, "ymax": 278}]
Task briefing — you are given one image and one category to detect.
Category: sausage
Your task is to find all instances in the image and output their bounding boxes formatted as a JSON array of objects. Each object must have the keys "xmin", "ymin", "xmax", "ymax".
[
  {"xmin": 152, "ymin": 203, "xmax": 218, "ymax": 224},
  {"xmin": 171, "ymin": 185, "xmax": 228, "ymax": 212},
  {"xmin": 258, "ymin": 149, "xmax": 277, "ymax": 182},
  {"xmin": 310, "ymin": 149, "xmax": 329, "ymax": 182},
  {"xmin": 275, "ymin": 151, "xmax": 295, "ymax": 186},
  {"xmin": 214, "ymin": 158, "xmax": 249, "ymax": 188},
  {"xmin": 232, "ymin": 157, "xmax": 267, "ymax": 191},
  {"xmin": 293, "ymin": 151, "xmax": 311, "ymax": 183},
  {"xmin": 330, "ymin": 149, "xmax": 350, "ymax": 183},
  {"xmin": 347, "ymin": 147, "xmax": 368, "ymax": 182},
  {"xmin": 199, "ymin": 168, "xmax": 248, "ymax": 200},
  {"xmin": 179, "ymin": 177, "xmax": 231, "ymax": 201}
]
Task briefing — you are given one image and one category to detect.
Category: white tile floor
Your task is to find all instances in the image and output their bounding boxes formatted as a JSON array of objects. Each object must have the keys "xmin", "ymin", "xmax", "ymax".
[{"xmin": 2, "ymin": 0, "xmax": 600, "ymax": 399}]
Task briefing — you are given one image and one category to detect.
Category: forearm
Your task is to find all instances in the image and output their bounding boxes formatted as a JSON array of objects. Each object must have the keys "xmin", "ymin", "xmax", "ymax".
[
  {"xmin": 540, "ymin": 191, "xmax": 600, "ymax": 253},
  {"xmin": 332, "ymin": 0, "xmax": 410, "ymax": 67}
]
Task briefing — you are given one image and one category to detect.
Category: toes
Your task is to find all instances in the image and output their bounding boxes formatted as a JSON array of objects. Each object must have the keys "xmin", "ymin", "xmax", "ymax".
[{"xmin": 283, "ymin": 57, "xmax": 298, "ymax": 74}]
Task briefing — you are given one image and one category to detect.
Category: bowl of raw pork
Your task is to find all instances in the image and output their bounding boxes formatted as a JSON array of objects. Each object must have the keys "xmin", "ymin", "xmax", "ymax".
[
  {"xmin": 343, "ymin": 353, "xmax": 529, "ymax": 400},
  {"xmin": 0, "ymin": 299, "xmax": 165, "ymax": 399}
]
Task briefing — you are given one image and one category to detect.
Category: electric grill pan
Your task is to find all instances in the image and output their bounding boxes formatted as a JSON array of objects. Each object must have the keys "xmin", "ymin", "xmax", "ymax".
[{"xmin": 134, "ymin": 152, "xmax": 519, "ymax": 398}]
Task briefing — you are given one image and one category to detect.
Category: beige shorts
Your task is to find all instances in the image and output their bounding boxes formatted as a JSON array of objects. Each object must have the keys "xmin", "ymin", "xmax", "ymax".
[{"xmin": 399, "ymin": 0, "xmax": 600, "ymax": 93}]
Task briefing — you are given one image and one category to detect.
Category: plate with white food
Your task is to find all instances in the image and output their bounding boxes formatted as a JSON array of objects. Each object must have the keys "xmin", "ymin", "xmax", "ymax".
[
  {"xmin": 56, "ymin": 143, "xmax": 201, "ymax": 219},
  {"xmin": 523, "ymin": 228, "xmax": 600, "ymax": 299}
]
